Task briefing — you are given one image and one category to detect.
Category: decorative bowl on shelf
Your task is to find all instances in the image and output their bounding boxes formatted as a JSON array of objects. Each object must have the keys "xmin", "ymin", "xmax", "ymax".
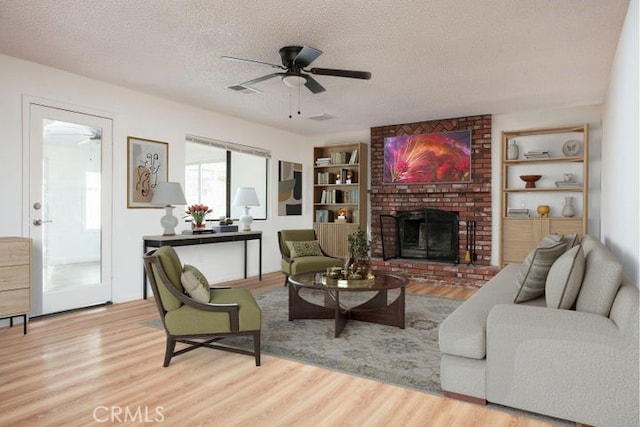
[{"xmin": 519, "ymin": 174, "xmax": 542, "ymax": 188}]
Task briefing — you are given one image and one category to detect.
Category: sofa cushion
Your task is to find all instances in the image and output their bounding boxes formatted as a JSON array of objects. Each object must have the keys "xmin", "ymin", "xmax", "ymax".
[
  {"xmin": 514, "ymin": 235, "xmax": 567, "ymax": 303},
  {"xmin": 545, "ymin": 244, "xmax": 585, "ymax": 309},
  {"xmin": 181, "ymin": 264, "xmax": 211, "ymax": 303},
  {"xmin": 575, "ymin": 235, "xmax": 623, "ymax": 316},
  {"xmin": 286, "ymin": 240, "xmax": 323, "ymax": 257}
]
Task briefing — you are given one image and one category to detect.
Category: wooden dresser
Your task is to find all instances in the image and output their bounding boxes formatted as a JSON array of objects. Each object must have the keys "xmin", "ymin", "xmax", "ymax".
[{"xmin": 0, "ymin": 237, "xmax": 32, "ymax": 334}]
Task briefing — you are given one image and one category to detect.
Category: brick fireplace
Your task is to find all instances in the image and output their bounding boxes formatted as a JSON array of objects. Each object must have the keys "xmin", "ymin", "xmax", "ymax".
[{"xmin": 370, "ymin": 115, "xmax": 498, "ymax": 288}]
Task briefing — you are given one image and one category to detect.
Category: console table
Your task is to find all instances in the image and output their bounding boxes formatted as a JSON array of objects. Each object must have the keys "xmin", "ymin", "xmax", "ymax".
[{"xmin": 142, "ymin": 231, "xmax": 262, "ymax": 299}]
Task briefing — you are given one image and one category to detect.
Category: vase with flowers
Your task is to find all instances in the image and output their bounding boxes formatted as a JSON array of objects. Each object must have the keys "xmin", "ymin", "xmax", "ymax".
[
  {"xmin": 185, "ymin": 204, "xmax": 212, "ymax": 230},
  {"xmin": 345, "ymin": 228, "xmax": 373, "ymax": 280}
]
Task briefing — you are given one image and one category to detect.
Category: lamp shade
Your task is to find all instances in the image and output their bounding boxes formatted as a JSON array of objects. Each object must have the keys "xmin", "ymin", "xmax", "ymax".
[
  {"xmin": 152, "ymin": 182, "xmax": 187, "ymax": 206},
  {"xmin": 232, "ymin": 187, "xmax": 260, "ymax": 207}
]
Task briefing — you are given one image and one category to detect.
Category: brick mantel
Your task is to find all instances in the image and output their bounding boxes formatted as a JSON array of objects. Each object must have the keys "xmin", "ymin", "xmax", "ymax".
[{"xmin": 369, "ymin": 115, "xmax": 497, "ymax": 288}]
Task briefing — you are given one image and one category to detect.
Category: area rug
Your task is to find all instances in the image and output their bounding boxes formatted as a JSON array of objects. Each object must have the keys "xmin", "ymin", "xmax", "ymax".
[
  {"xmin": 142, "ymin": 287, "xmax": 571, "ymax": 425},
  {"xmin": 144, "ymin": 287, "xmax": 461, "ymax": 393}
]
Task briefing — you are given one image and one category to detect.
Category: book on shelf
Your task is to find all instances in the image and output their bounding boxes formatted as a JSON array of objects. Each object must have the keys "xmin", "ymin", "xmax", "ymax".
[
  {"xmin": 315, "ymin": 209, "xmax": 333, "ymax": 223},
  {"xmin": 555, "ymin": 181, "xmax": 581, "ymax": 187},
  {"xmin": 523, "ymin": 150, "xmax": 550, "ymax": 159},
  {"xmin": 319, "ymin": 189, "xmax": 343, "ymax": 204},
  {"xmin": 349, "ymin": 149, "xmax": 358, "ymax": 164},
  {"xmin": 315, "ymin": 157, "xmax": 331, "ymax": 166},
  {"xmin": 507, "ymin": 208, "xmax": 530, "ymax": 217},
  {"xmin": 317, "ymin": 171, "xmax": 335, "ymax": 184}
]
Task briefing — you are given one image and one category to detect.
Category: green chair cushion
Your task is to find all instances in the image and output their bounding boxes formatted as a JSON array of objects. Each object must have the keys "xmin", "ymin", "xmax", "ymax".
[
  {"xmin": 164, "ymin": 288, "xmax": 261, "ymax": 335},
  {"xmin": 281, "ymin": 256, "xmax": 344, "ymax": 275}
]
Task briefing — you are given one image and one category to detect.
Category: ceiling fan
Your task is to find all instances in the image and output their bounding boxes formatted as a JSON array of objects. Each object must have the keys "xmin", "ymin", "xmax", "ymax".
[{"xmin": 222, "ymin": 45, "xmax": 371, "ymax": 94}]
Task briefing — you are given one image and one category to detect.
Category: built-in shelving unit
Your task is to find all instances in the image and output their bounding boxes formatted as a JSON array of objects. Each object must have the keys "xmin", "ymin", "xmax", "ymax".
[
  {"xmin": 500, "ymin": 124, "xmax": 588, "ymax": 265},
  {"xmin": 313, "ymin": 142, "xmax": 368, "ymax": 258}
]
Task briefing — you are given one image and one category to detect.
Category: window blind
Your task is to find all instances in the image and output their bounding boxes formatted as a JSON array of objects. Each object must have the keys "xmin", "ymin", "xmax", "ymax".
[{"xmin": 186, "ymin": 134, "xmax": 271, "ymax": 159}]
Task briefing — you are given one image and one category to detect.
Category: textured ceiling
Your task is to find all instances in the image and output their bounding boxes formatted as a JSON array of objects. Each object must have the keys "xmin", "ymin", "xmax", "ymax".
[{"xmin": 0, "ymin": 0, "xmax": 629, "ymax": 135}]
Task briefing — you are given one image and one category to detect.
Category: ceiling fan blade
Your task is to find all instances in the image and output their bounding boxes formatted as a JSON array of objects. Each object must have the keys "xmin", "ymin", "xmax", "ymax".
[
  {"xmin": 309, "ymin": 67, "xmax": 372, "ymax": 80},
  {"xmin": 221, "ymin": 56, "xmax": 284, "ymax": 70},
  {"xmin": 304, "ymin": 75, "xmax": 326, "ymax": 94},
  {"xmin": 293, "ymin": 46, "xmax": 322, "ymax": 67},
  {"xmin": 241, "ymin": 72, "xmax": 284, "ymax": 86}
]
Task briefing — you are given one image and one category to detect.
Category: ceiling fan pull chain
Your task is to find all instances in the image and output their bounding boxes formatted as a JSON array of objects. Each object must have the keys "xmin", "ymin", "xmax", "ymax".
[
  {"xmin": 298, "ymin": 84, "xmax": 301, "ymax": 116},
  {"xmin": 288, "ymin": 87, "xmax": 293, "ymax": 119}
]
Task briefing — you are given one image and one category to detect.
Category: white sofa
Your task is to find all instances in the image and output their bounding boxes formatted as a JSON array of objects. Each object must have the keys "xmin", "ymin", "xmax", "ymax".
[{"xmin": 438, "ymin": 235, "xmax": 639, "ymax": 426}]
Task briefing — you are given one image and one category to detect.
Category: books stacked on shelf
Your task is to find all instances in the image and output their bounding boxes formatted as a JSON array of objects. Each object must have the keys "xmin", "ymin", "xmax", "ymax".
[
  {"xmin": 555, "ymin": 181, "xmax": 581, "ymax": 188},
  {"xmin": 523, "ymin": 150, "xmax": 550, "ymax": 159},
  {"xmin": 317, "ymin": 171, "xmax": 335, "ymax": 184},
  {"xmin": 315, "ymin": 209, "xmax": 333, "ymax": 223},
  {"xmin": 315, "ymin": 157, "xmax": 331, "ymax": 166},
  {"xmin": 319, "ymin": 189, "xmax": 343, "ymax": 204},
  {"xmin": 342, "ymin": 189, "xmax": 360, "ymax": 204},
  {"xmin": 331, "ymin": 151, "xmax": 348, "ymax": 165},
  {"xmin": 507, "ymin": 208, "xmax": 530, "ymax": 218}
]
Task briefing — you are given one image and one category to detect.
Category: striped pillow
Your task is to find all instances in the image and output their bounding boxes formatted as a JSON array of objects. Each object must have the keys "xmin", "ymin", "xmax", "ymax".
[
  {"xmin": 545, "ymin": 244, "xmax": 585, "ymax": 309},
  {"xmin": 514, "ymin": 235, "xmax": 567, "ymax": 303}
]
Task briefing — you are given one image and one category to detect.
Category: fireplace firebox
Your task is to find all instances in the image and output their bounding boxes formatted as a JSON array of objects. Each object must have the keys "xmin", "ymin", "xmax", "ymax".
[{"xmin": 380, "ymin": 209, "xmax": 459, "ymax": 263}]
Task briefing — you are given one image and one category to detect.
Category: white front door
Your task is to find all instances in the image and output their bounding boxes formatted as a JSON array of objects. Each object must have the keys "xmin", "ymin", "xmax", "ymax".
[{"xmin": 26, "ymin": 103, "xmax": 113, "ymax": 316}]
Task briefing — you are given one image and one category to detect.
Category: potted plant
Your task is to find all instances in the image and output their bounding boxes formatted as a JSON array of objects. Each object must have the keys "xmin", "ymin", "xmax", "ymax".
[
  {"xmin": 185, "ymin": 204, "xmax": 212, "ymax": 229},
  {"xmin": 346, "ymin": 228, "xmax": 372, "ymax": 279}
]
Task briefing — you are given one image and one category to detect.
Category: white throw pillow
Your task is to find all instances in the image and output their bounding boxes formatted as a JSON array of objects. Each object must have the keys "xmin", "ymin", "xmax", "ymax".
[
  {"xmin": 545, "ymin": 244, "xmax": 585, "ymax": 309},
  {"xmin": 180, "ymin": 264, "xmax": 210, "ymax": 303}
]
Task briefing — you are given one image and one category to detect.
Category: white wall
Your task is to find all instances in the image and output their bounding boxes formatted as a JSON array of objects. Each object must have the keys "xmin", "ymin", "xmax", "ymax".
[
  {"xmin": 602, "ymin": 0, "xmax": 639, "ymax": 286},
  {"xmin": 491, "ymin": 105, "xmax": 603, "ymax": 264},
  {"xmin": 0, "ymin": 54, "xmax": 316, "ymax": 303}
]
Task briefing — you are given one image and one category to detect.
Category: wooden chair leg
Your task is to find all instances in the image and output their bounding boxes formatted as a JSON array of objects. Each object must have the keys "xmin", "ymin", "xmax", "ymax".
[
  {"xmin": 283, "ymin": 274, "xmax": 289, "ymax": 287},
  {"xmin": 163, "ymin": 337, "xmax": 176, "ymax": 367}
]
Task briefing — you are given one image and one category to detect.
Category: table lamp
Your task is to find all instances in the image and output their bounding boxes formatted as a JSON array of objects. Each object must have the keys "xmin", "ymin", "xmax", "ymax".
[
  {"xmin": 232, "ymin": 187, "xmax": 260, "ymax": 231},
  {"xmin": 151, "ymin": 182, "xmax": 187, "ymax": 235}
]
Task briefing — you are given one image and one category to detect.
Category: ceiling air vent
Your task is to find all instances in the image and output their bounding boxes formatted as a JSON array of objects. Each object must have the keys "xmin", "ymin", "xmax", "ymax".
[
  {"xmin": 226, "ymin": 84, "xmax": 261, "ymax": 95},
  {"xmin": 307, "ymin": 113, "xmax": 334, "ymax": 122}
]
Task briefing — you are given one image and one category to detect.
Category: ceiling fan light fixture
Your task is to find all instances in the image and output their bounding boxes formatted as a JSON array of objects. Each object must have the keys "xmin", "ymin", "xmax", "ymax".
[{"xmin": 282, "ymin": 74, "xmax": 307, "ymax": 88}]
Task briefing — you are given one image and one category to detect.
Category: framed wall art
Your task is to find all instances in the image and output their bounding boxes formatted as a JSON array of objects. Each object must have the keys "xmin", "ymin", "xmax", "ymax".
[
  {"xmin": 127, "ymin": 136, "xmax": 168, "ymax": 208},
  {"xmin": 278, "ymin": 160, "xmax": 302, "ymax": 215},
  {"xmin": 383, "ymin": 130, "xmax": 471, "ymax": 184}
]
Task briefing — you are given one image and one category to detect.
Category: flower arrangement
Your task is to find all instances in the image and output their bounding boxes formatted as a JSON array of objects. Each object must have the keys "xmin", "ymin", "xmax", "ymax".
[{"xmin": 185, "ymin": 204, "xmax": 212, "ymax": 226}]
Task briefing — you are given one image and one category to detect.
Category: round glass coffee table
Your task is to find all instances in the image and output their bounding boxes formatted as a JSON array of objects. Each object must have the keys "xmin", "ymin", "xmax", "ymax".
[{"xmin": 287, "ymin": 271, "xmax": 409, "ymax": 337}]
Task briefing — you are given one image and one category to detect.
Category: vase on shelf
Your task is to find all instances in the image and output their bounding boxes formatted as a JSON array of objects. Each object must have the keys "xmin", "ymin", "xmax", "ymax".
[
  {"xmin": 562, "ymin": 196, "xmax": 576, "ymax": 218},
  {"xmin": 507, "ymin": 140, "xmax": 519, "ymax": 160}
]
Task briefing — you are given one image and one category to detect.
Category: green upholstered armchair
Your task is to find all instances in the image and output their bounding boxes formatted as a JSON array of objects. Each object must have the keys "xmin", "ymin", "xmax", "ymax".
[
  {"xmin": 278, "ymin": 229, "xmax": 344, "ymax": 286},
  {"xmin": 143, "ymin": 246, "xmax": 261, "ymax": 367}
]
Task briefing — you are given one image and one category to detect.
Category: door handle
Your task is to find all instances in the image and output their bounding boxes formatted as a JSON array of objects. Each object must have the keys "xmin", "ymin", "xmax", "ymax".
[{"xmin": 33, "ymin": 219, "xmax": 53, "ymax": 226}]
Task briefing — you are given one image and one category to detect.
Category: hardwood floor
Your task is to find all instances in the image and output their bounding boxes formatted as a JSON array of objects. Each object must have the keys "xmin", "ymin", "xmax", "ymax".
[{"xmin": 0, "ymin": 272, "xmax": 555, "ymax": 426}]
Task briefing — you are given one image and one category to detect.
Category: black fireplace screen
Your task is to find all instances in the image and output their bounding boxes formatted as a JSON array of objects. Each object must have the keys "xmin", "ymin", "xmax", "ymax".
[{"xmin": 380, "ymin": 209, "xmax": 459, "ymax": 263}]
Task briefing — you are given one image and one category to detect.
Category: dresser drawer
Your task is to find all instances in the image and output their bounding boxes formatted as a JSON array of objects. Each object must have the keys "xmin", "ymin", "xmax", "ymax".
[
  {"xmin": 0, "ymin": 265, "xmax": 30, "ymax": 291},
  {"xmin": 0, "ymin": 240, "xmax": 30, "ymax": 267},
  {"xmin": 0, "ymin": 288, "xmax": 31, "ymax": 316}
]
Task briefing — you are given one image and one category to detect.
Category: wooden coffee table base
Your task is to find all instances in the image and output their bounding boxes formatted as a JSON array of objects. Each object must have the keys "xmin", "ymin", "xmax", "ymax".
[{"xmin": 288, "ymin": 284, "xmax": 405, "ymax": 338}]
